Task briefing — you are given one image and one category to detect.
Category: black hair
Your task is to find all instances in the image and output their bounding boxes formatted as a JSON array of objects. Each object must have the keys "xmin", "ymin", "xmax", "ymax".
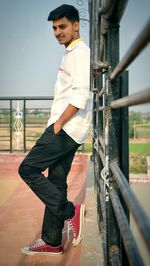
[{"xmin": 47, "ymin": 4, "xmax": 79, "ymax": 22}]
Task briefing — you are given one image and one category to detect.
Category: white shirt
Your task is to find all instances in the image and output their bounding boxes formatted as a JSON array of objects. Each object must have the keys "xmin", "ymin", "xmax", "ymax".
[{"xmin": 47, "ymin": 39, "xmax": 92, "ymax": 144}]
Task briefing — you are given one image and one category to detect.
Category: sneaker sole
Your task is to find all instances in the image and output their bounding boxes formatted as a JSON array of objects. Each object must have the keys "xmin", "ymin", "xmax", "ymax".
[
  {"xmin": 72, "ymin": 204, "xmax": 85, "ymax": 246},
  {"xmin": 21, "ymin": 247, "xmax": 63, "ymax": 256}
]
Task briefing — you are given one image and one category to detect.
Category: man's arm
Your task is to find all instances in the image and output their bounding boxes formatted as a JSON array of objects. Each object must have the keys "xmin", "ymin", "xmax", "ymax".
[{"xmin": 54, "ymin": 104, "xmax": 79, "ymax": 134}]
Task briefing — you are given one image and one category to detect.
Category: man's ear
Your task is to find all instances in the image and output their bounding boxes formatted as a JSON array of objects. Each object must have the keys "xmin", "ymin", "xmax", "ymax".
[{"xmin": 74, "ymin": 21, "xmax": 79, "ymax": 32}]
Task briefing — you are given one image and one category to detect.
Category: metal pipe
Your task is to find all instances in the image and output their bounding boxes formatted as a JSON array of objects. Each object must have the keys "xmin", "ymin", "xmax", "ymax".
[
  {"xmin": 0, "ymin": 96, "xmax": 53, "ymax": 101},
  {"xmin": 110, "ymin": 19, "xmax": 150, "ymax": 80},
  {"xmin": 9, "ymin": 100, "xmax": 13, "ymax": 153},
  {"xmin": 99, "ymin": 0, "xmax": 128, "ymax": 22},
  {"xmin": 99, "ymin": 0, "xmax": 115, "ymax": 15},
  {"xmin": 111, "ymin": 87, "xmax": 150, "ymax": 109},
  {"xmin": 99, "ymin": 87, "xmax": 105, "ymax": 98},
  {"xmin": 23, "ymin": 100, "xmax": 26, "ymax": 153},
  {"xmin": 111, "ymin": 161, "xmax": 150, "ymax": 252},
  {"xmin": 110, "ymin": 188, "xmax": 144, "ymax": 266}
]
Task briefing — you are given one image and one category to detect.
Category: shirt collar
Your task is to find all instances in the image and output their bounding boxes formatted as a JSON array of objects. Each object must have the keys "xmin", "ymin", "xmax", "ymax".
[{"xmin": 66, "ymin": 38, "xmax": 83, "ymax": 51}]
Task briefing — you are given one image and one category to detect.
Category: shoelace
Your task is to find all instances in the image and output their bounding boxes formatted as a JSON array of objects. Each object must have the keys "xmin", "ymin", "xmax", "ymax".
[
  {"xmin": 31, "ymin": 239, "xmax": 45, "ymax": 248},
  {"xmin": 68, "ymin": 219, "xmax": 76, "ymax": 237}
]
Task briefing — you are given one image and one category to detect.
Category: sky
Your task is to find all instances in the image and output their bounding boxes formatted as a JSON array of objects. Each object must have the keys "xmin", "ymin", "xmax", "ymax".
[{"xmin": 0, "ymin": 0, "xmax": 150, "ymax": 111}]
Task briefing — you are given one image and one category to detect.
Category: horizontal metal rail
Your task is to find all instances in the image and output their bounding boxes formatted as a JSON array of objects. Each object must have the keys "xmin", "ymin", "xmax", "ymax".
[
  {"xmin": 110, "ymin": 19, "xmax": 150, "ymax": 80},
  {"xmin": 0, "ymin": 96, "xmax": 86, "ymax": 153},
  {"xmin": 111, "ymin": 87, "xmax": 150, "ymax": 108},
  {"xmin": 110, "ymin": 188, "xmax": 144, "ymax": 266},
  {"xmin": 111, "ymin": 161, "xmax": 150, "ymax": 252},
  {"xmin": 0, "ymin": 96, "xmax": 53, "ymax": 101}
]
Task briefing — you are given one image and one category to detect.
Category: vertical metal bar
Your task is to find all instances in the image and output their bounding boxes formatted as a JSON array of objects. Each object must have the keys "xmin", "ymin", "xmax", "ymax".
[
  {"xmin": 106, "ymin": 21, "xmax": 121, "ymax": 265},
  {"xmin": 10, "ymin": 100, "xmax": 13, "ymax": 153},
  {"xmin": 90, "ymin": 0, "xmax": 97, "ymax": 166},
  {"xmin": 88, "ymin": 0, "xmax": 93, "ymax": 92},
  {"xmin": 23, "ymin": 99, "xmax": 26, "ymax": 153},
  {"xmin": 120, "ymin": 72, "xmax": 129, "ymax": 180},
  {"xmin": 110, "ymin": 247, "xmax": 120, "ymax": 266},
  {"xmin": 93, "ymin": 0, "xmax": 100, "ymax": 67},
  {"xmin": 81, "ymin": 143, "xmax": 84, "ymax": 153},
  {"xmin": 119, "ymin": 70, "xmax": 129, "ymax": 266}
]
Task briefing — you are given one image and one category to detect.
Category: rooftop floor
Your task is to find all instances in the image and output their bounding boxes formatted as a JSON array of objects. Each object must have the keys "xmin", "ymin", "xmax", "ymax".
[{"xmin": 0, "ymin": 154, "xmax": 103, "ymax": 266}]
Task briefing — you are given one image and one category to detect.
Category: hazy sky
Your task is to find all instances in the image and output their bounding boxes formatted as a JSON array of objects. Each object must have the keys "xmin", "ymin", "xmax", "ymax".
[{"xmin": 0, "ymin": 0, "xmax": 150, "ymax": 111}]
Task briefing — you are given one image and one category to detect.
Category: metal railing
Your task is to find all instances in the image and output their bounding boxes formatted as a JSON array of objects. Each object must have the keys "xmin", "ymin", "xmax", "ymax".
[
  {"xmin": 0, "ymin": 97, "xmax": 53, "ymax": 152},
  {"xmin": 0, "ymin": 96, "xmax": 85, "ymax": 153},
  {"xmin": 89, "ymin": 0, "xmax": 150, "ymax": 265}
]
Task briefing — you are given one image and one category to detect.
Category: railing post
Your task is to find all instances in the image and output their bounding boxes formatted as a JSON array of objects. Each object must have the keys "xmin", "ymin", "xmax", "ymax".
[
  {"xmin": 119, "ymin": 70, "xmax": 129, "ymax": 266},
  {"xmin": 23, "ymin": 99, "xmax": 26, "ymax": 153},
  {"xmin": 90, "ymin": 1, "xmax": 150, "ymax": 265},
  {"xmin": 119, "ymin": 71, "xmax": 129, "ymax": 182},
  {"xmin": 10, "ymin": 100, "xmax": 13, "ymax": 153},
  {"xmin": 106, "ymin": 21, "xmax": 121, "ymax": 265}
]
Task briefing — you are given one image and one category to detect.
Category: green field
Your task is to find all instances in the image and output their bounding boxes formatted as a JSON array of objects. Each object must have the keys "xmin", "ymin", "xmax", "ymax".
[
  {"xmin": 137, "ymin": 129, "xmax": 150, "ymax": 137},
  {"xmin": 82, "ymin": 143, "xmax": 92, "ymax": 153},
  {"xmin": 129, "ymin": 143, "xmax": 150, "ymax": 173},
  {"xmin": 81, "ymin": 142, "xmax": 150, "ymax": 173},
  {"xmin": 82, "ymin": 142, "xmax": 150, "ymax": 155},
  {"xmin": 129, "ymin": 143, "xmax": 150, "ymax": 156}
]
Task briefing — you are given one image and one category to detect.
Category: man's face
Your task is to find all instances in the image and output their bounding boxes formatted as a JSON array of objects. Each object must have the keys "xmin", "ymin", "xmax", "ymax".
[{"xmin": 52, "ymin": 17, "xmax": 79, "ymax": 47}]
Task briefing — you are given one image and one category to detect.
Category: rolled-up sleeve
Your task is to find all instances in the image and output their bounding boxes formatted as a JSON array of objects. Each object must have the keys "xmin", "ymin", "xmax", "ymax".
[{"xmin": 69, "ymin": 49, "xmax": 90, "ymax": 109}]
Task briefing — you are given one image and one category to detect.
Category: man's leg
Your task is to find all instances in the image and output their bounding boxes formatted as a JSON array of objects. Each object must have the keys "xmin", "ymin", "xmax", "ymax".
[
  {"xmin": 41, "ymin": 149, "xmax": 77, "ymax": 246},
  {"xmin": 19, "ymin": 124, "xmax": 79, "ymax": 230}
]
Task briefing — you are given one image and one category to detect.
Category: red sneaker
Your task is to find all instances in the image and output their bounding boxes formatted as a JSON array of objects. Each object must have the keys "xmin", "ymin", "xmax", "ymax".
[
  {"xmin": 67, "ymin": 204, "xmax": 85, "ymax": 246},
  {"xmin": 21, "ymin": 239, "xmax": 63, "ymax": 256}
]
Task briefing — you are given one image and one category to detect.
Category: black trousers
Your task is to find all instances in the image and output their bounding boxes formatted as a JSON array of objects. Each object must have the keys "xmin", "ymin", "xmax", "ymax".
[{"xmin": 18, "ymin": 124, "xmax": 80, "ymax": 246}]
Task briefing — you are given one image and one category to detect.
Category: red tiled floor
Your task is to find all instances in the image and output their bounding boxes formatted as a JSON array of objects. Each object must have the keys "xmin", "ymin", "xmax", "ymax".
[{"xmin": 0, "ymin": 154, "xmax": 88, "ymax": 266}]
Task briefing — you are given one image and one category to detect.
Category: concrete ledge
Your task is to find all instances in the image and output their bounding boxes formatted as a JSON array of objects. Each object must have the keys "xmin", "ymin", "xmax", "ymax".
[{"xmin": 80, "ymin": 187, "xmax": 104, "ymax": 266}]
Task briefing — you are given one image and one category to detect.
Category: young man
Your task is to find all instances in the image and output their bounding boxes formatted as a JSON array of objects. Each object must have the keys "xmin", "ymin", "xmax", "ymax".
[{"xmin": 19, "ymin": 4, "xmax": 91, "ymax": 256}]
